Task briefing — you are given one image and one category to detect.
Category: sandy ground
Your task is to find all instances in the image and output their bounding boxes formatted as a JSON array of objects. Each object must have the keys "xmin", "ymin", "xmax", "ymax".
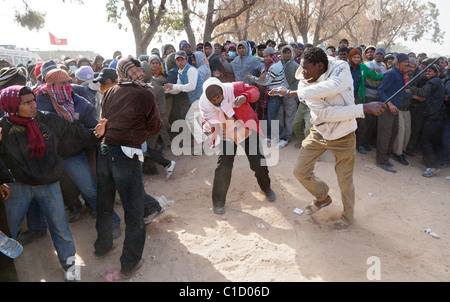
[{"xmin": 13, "ymin": 139, "xmax": 450, "ymax": 282}]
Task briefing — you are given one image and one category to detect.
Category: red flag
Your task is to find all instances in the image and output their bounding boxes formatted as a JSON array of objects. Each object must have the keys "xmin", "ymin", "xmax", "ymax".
[{"xmin": 49, "ymin": 32, "xmax": 68, "ymax": 45}]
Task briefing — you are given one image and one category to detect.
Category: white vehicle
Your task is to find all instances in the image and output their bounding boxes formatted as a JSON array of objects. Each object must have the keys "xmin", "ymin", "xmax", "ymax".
[{"xmin": 0, "ymin": 47, "xmax": 42, "ymax": 67}]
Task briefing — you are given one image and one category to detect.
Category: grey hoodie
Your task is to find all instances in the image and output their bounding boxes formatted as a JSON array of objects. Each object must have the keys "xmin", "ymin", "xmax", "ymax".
[
  {"xmin": 281, "ymin": 45, "xmax": 300, "ymax": 90},
  {"xmin": 193, "ymin": 51, "xmax": 211, "ymax": 82},
  {"xmin": 222, "ymin": 40, "xmax": 265, "ymax": 85}
]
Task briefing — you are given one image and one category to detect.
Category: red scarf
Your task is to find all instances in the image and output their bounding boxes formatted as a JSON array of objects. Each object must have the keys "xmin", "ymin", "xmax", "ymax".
[{"xmin": 0, "ymin": 86, "xmax": 46, "ymax": 158}]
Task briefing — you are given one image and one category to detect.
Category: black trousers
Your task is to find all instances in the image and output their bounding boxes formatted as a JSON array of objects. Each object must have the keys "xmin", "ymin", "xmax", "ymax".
[
  {"xmin": 421, "ymin": 117, "xmax": 445, "ymax": 168},
  {"xmin": 355, "ymin": 97, "xmax": 378, "ymax": 148},
  {"xmin": 212, "ymin": 133, "xmax": 271, "ymax": 208},
  {"xmin": 407, "ymin": 103, "xmax": 425, "ymax": 152}
]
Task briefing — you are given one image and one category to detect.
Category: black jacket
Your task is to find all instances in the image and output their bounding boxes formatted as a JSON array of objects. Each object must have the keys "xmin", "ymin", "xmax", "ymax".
[
  {"xmin": 410, "ymin": 76, "xmax": 447, "ymax": 118},
  {"xmin": 0, "ymin": 111, "xmax": 99, "ymax": 186}
]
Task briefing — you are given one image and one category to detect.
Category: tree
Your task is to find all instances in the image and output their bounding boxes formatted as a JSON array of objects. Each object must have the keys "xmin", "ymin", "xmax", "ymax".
[
  {"xmin": 106, "ymin": 0, "xmax": 167, "ymax": 56},
  {"xmin": 12, "ymin": 0, "xmax": 83, "ymax": 31},
  {"xmin": 342, "ymin": 0, "xmax": 445, "ymax": 49},
  {"xmin": 203, "ymin": 0, "xmax": 257, "ymax": 42},
  {"xmin": 163, "ymin": 0, "xmax": 258, "ymax": 45}
]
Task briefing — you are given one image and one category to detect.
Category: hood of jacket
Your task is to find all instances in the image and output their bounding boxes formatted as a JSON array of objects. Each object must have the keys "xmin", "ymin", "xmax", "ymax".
[
  {"xmin": 193, "ymin": 51, "xmax": 207, "ymax": 67},
  {"xmin": 281, "ymin": 45, "xmax": 295, "ymax": 62},
  {"xmin": 362, "ymin": 45, "xmax": 376, "ymax": 61},
  {"xmin": 237, "ymin": 41, "xmax": 251, "ymax": 57}
]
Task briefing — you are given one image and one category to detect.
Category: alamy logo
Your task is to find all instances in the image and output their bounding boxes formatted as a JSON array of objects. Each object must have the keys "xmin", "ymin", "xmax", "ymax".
[
  {"xmin": 366, "ymin": 0, "xmax": 382, "ymax": 21},
  {"xmin": 366, "ymin": 256, "xmax": 381, "ymax": 281},
  {"xmin": 66, "ymin": 256, "xmax": 81, "ymax": 281},
  {"xmin": 170, "ymin": 119, "xmax": 280, "ymax": 167}
]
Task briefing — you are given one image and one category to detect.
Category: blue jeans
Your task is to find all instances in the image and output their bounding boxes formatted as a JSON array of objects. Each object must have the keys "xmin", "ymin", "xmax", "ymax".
[
  {"xmin": 4, "ymin": 182, "xmax": 76, "ymax": 269},
  {"xmin": 95, "ymin": 144, "xmax": 146, "ymax": 272},
  {"xmin": 25, "ymin": 153, "xmax": 121, "ymax": 231},
  {"xmin": 267, "ymin": 95, "xmax": 286, "ymax": 139},
  {"xmin": 64, "ymin": 153, "xmax": 121, "ymax": 226}
]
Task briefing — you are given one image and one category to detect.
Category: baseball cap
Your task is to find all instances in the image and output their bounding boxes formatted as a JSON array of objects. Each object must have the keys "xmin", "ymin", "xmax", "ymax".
[
  {"xmin": 93, "ymin": 68, "xmax": 118, "ymax": 83},
  {"xmin": 175, "ymin": 51, "xmax": 188, "ymax": 59}
]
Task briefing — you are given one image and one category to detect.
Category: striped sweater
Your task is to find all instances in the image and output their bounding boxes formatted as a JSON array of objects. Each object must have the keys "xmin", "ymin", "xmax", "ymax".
[{"xmin": 250, "ymin": 60, "xmax": 286, "ymax": 91}]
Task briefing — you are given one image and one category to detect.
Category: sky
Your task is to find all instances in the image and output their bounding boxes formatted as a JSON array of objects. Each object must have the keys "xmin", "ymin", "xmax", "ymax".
[{"xmin": 0, "ymin": 0, "xmax": 449, "ymax": 60}]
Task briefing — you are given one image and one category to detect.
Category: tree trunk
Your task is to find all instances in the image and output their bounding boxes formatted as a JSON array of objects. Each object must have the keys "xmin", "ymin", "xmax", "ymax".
[
  {"xmin": 204, "ymin": 0, "xmax": 257, "ymax": 42},
  {"xmin": 124, "ymin": 0, "xmax": 167, "ymax": 56},
  {"xmin": 181, "ymin": 0, "xmax": 196, "ymax": 46}
]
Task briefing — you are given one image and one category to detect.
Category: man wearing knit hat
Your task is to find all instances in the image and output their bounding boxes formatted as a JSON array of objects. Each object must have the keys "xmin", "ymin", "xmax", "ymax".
[
  {"xmin": 376, "ymin": 53, "xmax": 412, "ymax": 173},
  {"xmin": 180, "ymin": 40, "xmax": 194, "ymax": 65},
  {"xmin": 19, "ymin": 68, "xmax": 121, "ymax": 241},
  {"xmin": 95, "ymin": 56, "xmax": 162, "ymax": 279},
  {"xmin": 247, "ymin": 46, "xmax": 289, "ymax": 147},
  {"xmin": 0, "ymin": 67, "xmax": 27, "ymax": 91},
  {"xmin": 0, "ymin": 85, "xmax": 107, "ymax": 281},
  {"xmin": 74, "ymin": 66, "xmax": 102, "ymax": 118}
]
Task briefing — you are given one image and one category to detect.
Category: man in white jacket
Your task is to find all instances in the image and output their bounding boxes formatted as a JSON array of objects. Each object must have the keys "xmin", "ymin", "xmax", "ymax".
[{"xmin": 270, "ymin": 47, "xmax": 386, "ymax": 230}]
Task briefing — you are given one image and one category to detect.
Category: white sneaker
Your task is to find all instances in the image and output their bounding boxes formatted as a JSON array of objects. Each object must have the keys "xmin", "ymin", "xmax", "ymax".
[
  {"xmin": 277, "ymin": 139, "xmax": 288, "ymax": 148},
  {"xmin": 165, "ymin": 161, "xmax": 176, "ymax": 179}
]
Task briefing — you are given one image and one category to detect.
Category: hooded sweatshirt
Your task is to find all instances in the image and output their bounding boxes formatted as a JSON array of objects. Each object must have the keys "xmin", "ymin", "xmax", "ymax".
[
  {"xmin": 199, "ymin": 77, "xmax": 262, "ymax": 146},
  {"xmin": 221, "ymin": 41, "xmax": 265, "ymax": 85},
  {"xmin": 193, "ymin": 51, "xmax": 211, "ymax": 82},
  {"xmin": 294, "ymin": 56, "xmax": 365, "ymax": 141},
  {"xmin": 280, "ymin": 45, "xmax": 300, "ymax": 90}
]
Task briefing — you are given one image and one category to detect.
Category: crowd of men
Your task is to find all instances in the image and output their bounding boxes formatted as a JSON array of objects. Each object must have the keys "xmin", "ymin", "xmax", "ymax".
[{"xmin": 0, "ymin": 36, "xmax": 449, "ymax": 281}]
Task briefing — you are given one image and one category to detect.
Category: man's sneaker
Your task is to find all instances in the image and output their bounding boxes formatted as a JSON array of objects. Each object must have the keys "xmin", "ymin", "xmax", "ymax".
[
  {"xmin": 265, "ymin": 189, "xmax": 277, "ymax": 202},
  {"xmin": 422, "ymin": 168, "xmax": 440, "ymax": 178},
  {"xmin": 144, "ymin": 207, "xmax": 165, "ymax": 224},
  {"xmin": 277, "ymin": 139, "xmax": 289, "ymax": 148},
  {"xmin": 17, "ymin": 229, "xmax": 46, "ymax": 245},
  {"xmin": 120, "ymin": 259, "xmax": 145, "ymax": 279},
  {"xmin": 165, "ymin": 161, "xmax": 176, "ymax": 179}
]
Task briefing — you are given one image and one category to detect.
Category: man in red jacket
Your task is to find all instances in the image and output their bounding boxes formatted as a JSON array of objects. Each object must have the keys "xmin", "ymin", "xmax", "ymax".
[{"xmin": 199, "ymin": 77, "xmax": 276, "ymax": 215}]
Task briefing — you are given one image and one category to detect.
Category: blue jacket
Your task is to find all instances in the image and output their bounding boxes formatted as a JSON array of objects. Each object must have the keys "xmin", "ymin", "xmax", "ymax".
[
  {"xmin": 378, "ymin": 67, "xmax": 412, "ymax": 107},
  {"xmin": 179, "ymin": 64, "xmax": 204, "ymax": 104},
  {"xmin": 36, "ymin": 91, "xmax": 98, "ymax": 159}
]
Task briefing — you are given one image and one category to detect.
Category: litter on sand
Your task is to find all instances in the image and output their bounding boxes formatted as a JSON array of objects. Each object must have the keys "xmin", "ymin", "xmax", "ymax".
[
  {"xmin": 425, "ymin": 228, "xmax": 440, "ymax": 239},
  {"xmin": 293, "ymin": 208, "xmax": 304, "ymax": 215}
]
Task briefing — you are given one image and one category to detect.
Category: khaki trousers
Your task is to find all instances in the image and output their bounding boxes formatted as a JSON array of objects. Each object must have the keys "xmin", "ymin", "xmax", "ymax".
[
  {"xmin": 292, "ymin": 102, "xmax": 312, "ymax": 143},
  {"xmin": 293, "ymin": 128, "xmax": 356, "ymax": 224},
  {"xmin": 393, "ymin": 110, "xmax": 411, "ymax": 156}
]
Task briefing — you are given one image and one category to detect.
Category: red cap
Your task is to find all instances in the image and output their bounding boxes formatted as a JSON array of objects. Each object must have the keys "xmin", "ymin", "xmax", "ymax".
[{"xmin": 34, "ymin": 62, "xmax": 44, "ymax": 79}]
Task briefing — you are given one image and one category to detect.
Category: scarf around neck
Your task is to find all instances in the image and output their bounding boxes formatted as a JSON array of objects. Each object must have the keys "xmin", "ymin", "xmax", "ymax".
[
  {"xmin": 0, "ymin": 85, "xmax": 46, "ymax": 158},
  {"xmin": 46, "ymin": 84, "xmax": 75, "ymax": 122}
]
